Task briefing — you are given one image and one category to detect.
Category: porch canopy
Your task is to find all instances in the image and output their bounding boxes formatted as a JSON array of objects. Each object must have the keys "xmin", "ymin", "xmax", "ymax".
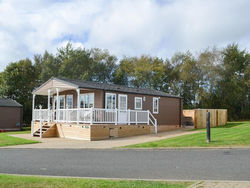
[{"xmin": 33, "ymin": 77, "xmax": 78, "ymax": 96}]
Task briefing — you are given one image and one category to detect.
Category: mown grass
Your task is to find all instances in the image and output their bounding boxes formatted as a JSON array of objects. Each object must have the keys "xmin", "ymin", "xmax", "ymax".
[
  {"xmin": 0, "ymin": 129, "xmax": 39, "ymax": 147},
  {"xmin": 0, "ymin": 174, "xmax": 192, "ymax": 188},
  {"xmin": 124, "ymin": 121, "xmax": 250, "ymax": 148}
]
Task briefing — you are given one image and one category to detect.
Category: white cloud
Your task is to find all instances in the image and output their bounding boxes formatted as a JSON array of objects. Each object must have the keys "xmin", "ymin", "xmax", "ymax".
[{"xmin": 0, "ymin": 0, "xmax": 250, "ymax": 71}]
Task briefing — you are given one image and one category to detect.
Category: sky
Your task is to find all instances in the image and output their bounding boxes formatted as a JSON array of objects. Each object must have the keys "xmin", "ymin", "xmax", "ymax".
[{"xmin": 0, "ymin": 0, "xmax": 250, "ymax": 71}]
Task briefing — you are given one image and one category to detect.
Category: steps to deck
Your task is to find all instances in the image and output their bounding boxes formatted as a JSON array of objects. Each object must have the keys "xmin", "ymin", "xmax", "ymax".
[{"xmin": 33, "ymin": 123, "xmax": 55, "ymax": 137}]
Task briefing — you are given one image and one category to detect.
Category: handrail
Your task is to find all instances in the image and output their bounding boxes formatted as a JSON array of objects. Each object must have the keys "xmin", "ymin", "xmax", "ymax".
[
  {"xmin": 148, "ymin": 111, "xmax": 158, "ymax": 134},
  {"xmin": 33, "ymin": 108, "xmax": 153, "ymax": 126}
]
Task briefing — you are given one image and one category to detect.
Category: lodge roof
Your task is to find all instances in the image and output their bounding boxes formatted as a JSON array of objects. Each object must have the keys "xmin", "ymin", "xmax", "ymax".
[
  {"xmin": 57, "ymin": 77, "xmax": 181, "ymax": 98},
  {"xmin": 0, "ymin": 98, "xmax": 22, "ymax": 107}
]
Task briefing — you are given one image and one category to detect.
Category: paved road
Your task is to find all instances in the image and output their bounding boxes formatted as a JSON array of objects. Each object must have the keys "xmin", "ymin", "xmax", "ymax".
[{"xmin": 0, "ymin": 148, "xmax": 250, "ymax": 181}]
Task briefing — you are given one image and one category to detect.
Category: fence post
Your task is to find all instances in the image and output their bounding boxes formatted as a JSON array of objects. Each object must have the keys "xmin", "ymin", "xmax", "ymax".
[
  {"xmin": 115, "ymin": 108, "xmax": 118, "ymax": 125},
  {"xmin": 135, "ymin": 111, "xmax": 138, "ymax": 125},
  {"xmin": 128, "ymin": 109, "xmax": 130, "ymax": 125}
]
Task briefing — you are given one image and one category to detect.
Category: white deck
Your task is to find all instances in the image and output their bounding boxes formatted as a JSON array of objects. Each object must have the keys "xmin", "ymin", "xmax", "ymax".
[{"xmin": 33, "ymin": 107, "xmax": 156, "ymax": 125}]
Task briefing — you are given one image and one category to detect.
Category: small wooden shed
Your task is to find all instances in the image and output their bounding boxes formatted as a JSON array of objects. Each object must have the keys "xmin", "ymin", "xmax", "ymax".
[
  {"xmin": 0, "ymin": 98, "xmax": 23, "ymax": 131},
  {"xmin": 183, "ymin": 109, "xmax": 227, "ymax": 128}
]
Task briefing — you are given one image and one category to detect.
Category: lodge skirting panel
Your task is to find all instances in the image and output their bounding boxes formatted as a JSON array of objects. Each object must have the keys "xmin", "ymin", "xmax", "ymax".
[{"xmin": 32, "ymin": 122, "xmax": 180, "ymax": 140}]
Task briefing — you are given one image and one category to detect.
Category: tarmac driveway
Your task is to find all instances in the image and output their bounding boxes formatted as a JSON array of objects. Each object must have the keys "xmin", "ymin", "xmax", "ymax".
[{"xmin": 3, "ymin": 129, "xmax": 198, "ymax": 149}]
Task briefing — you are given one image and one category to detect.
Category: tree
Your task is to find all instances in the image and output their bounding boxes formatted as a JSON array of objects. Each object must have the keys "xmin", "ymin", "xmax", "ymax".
[
  {"xmin": 215, "ymin": 44, "xmax": 250, "ymax": 120},
  {"xmin": 114, "ymin": 55, "xmax": 166, "ymax": 90},
  {"xmin": 196, "ymin": 48, "xmax": 221, "ymax": 108},
  {"xmin": 170, "ymin": 52, "xmax": 201, "ymax": 108},
  {"xmin": 90, "ymin": 48, "xmax": 118, "ymax": 83},
  {"xmin": 0, "ymin": 59, "xmax": 37, "ymax": 122}
]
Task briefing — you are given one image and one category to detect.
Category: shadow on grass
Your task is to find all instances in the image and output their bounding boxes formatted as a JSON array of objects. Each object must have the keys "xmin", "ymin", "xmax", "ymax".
[{"xmin": 216, "ymin": 122, "xmax": 245, "ymax": 129}]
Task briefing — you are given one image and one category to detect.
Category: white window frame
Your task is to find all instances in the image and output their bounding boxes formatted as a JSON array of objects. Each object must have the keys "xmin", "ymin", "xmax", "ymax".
[
  {"xmin": 105, "ymin": 93, "xmax": 116, "ymax": 109},
  {"xmin": 153, "ymin": 97, "xmax": 159, "ymax": 114},
  {"xmin": 66, "ymin": 95, "xmax": 73, "ymax": 109},
  {"xmin": 80, "ymin": 93, "xmax": 95, "ymax": 108},
  {"xmin": 134, "ymin": 97, "xmax": 142, "ymax": 110},
  {"xmin": 59, "ymin": 95, "xmax": 65, "ymax": 109},
  {"xmin": 118, "ymin": 94, "xmax": 128, "ymax": 110}
]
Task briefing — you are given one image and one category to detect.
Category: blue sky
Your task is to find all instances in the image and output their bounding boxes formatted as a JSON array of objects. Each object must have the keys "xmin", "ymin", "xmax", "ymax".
[{"xmin": 0, "ymin": 0, "xmax": 250, "ymax": 71}]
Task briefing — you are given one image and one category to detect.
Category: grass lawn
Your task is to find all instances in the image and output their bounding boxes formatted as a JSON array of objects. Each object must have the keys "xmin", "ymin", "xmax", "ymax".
[
  {"xmin": 124, "ymin": 121, "xmax": 250, "ymax": 148},
  {"xmin": 0, "ymin": 128, "xmax": 39, "ymax": 147},
  {"xmin": 0, "ymin": 174, "xmax": 192, "ymax": 188}
]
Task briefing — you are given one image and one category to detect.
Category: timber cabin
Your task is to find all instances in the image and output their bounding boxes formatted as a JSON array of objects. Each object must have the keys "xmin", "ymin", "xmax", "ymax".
[{"xmin": 31, "ymin": 77, "xmax": 183, "ymax": 140}]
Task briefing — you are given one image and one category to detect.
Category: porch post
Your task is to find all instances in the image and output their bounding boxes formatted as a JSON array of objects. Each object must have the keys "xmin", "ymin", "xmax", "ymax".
[
  {"xmin": 76, "ymin": 88, "xmax": 80, "ymax": 124},
  {"xmin": 39, "ymin": 105, "xmax": 42, "ymax": 138},
  {"xmin": 90, "ymin": 107, "xmax": 93, "ymax": 125},
  {"xmin": 31, "ymin": 94, "xmax": 36, "ymax": 135},
  {"xmin": 147, "ymin": 110, "xmax": 150, "ymax": 125},
  {"xmin": 135, "ymin": 111, "xmax": 138, "ymax": 125},
  {"xmin": 128, "ymin": 109, "xmax": 130, "ymax": 125},
  {"xmin": 115, "ymin": 108, "xmax": 118, "ymax": 125},
  {"xmin": 47, "ymin": 89, "xmax": 51, "ymax": 122},
  {"xmin": 56, "ymin": 88, "xmax": 60, "ymax": 122}
]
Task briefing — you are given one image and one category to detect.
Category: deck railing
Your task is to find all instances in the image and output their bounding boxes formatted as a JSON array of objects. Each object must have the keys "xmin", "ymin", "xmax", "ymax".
[{"xmin": 33, "ymin": 107, "xmax": 157, "ymax": 131}]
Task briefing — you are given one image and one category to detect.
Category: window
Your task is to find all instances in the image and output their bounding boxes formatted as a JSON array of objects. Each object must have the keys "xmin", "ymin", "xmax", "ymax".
[
  {"xmin": 105, "ymin": 93, "xmax": 116, "ymax": 109},
  {"xmin": 119, "ymin": 94, "xmax": 127, "ymax": 110},
  {"xmin": 153, "ymin": 97, "xmax": 159, "ymax": 114},
  {"xmin": 80, "ymin": 93, "xmax": 94, "ymax": 108},
  {"xmin": 134, "ymin": 97, "xmax": 142, "ymax": 110},
  {"xmin": 59, "ymin": 95, "xmax": 65, "ymax": 109},
  {"xmin": 66, "ymin": 95, "xmax": 73, "ymax": 109}
]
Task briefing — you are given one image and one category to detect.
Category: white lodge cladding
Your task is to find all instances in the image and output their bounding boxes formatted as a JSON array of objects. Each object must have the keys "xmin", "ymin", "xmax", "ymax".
[{"xmin": 31, "ymin": 77, "xmax": 183, "ymax": 140}]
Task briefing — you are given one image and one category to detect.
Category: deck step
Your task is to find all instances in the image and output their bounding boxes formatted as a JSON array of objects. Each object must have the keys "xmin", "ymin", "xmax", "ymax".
[{"xmin": 32, "ymin": 123, "xmax": 53, "ymax": 137}]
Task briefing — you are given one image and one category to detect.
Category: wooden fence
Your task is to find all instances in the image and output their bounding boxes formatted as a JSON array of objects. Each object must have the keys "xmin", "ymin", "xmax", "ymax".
[{"xmin": 183, "ymin": 109, "xmax": 227, "ymax": 128}]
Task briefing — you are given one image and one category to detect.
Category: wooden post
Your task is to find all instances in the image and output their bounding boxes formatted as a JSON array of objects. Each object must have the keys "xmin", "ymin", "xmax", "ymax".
[
  {"xmin": 56, "ymin": 88, "xmax": 60, "ymax": 123},
  {"xmin": 76, "ymin": 88, "xmax": 80, "ymax": 124},
  {"xmin": 47, "ymin": 89, "xmax": 51, "ymax": 122},
  {"xmin": 128, "ymin": 109, "xmax": 130, "ymax": 125}
]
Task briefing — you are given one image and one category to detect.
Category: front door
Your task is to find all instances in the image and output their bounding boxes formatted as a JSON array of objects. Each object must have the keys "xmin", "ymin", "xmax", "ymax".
[
  {"xmin": 53, "ymin": 96, "xmax": 65, "ymax": 121},
  {"xmin": 59, "ymin": 95, "xmax": 65, "ymax": 121},
  {"xmin": 118, "ymin": 94, "xmax": 128, "ymax": 124}
]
